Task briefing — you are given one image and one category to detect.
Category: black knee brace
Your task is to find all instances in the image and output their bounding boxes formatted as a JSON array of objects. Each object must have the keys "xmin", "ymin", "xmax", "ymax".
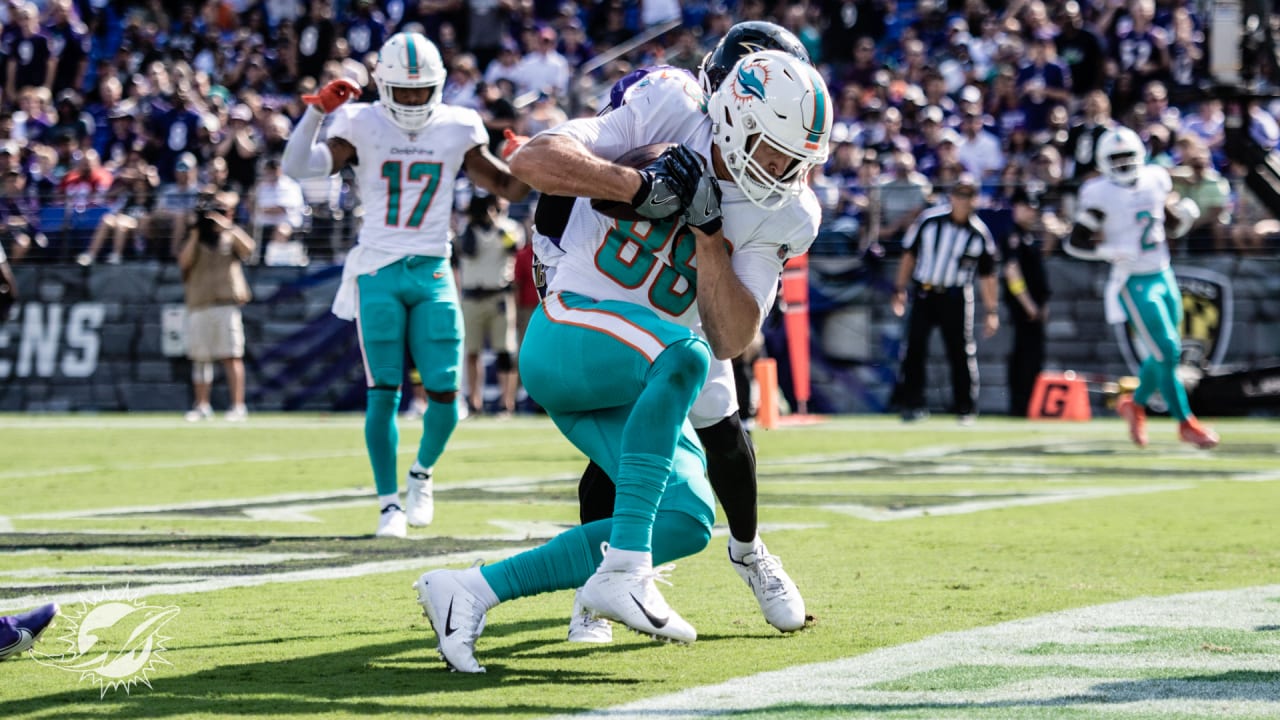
[
  {"xmin": 578, "ymin": 460, "xmax": 617, "ymax": 525},
  {"xmin": 494, "ymin": 351, "xmax": 514, "ymax": 372}
]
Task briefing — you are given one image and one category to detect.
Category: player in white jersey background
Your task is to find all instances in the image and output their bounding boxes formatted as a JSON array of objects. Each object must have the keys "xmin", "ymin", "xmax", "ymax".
[
  {"xmin": 412, "ymin": 50, "xmax": 830, "ymax": 673},
  {"xmin": 282, "ymin": 32, "xmax": 531, "ymax": 538},
  {"xmin": 1065, "ymin": 126, "xmax": 1219, "ymax": 450}
]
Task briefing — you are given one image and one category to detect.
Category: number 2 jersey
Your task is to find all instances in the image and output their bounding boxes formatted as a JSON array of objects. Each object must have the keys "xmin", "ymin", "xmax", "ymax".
[
  {"xmin": 325, "ymin": 102, "xmax": 488, "ymax": 318},
  {"xmin": 544, "ymin": 69, "xmax": 820, "ymax": 329},
  {"xmin": 1077, "ymin": 164, "xmax": 1173, "ymax": 275},
  {"xmin": 1077, "ymin": 164, "xmax": 1173, "ymax": 322}
]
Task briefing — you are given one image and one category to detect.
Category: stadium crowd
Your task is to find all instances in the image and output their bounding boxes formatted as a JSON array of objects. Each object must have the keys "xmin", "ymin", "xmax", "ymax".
[{"xmin": 0, "ymin": 0, "xmax": 1276, "ymax": 269}]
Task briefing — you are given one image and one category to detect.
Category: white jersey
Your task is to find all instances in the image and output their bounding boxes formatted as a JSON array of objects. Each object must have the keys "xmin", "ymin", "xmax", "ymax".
[
  {"xmin": 326, "ymin": 102, "xmax": 488, "ymax": 257},
  {"xmin": 544, "ymin": 69, "xmax": 820, "ymax": 329},
  {"xmin": 1077, "ymin": 164, "xmax": 1173, "ymax": 323},
  {"xmin": 1077, "ymin": 164, "xmax": 1173, "ymax": 276}
]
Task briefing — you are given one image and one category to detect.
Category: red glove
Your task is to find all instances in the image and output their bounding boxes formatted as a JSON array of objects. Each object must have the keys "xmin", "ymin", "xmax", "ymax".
[
  {"xmin": 500, "ymin": 128, "xmax": 529, "ymax": 161},
  {"xmin": 302, "ymin": 78, "xmax": 362, "ymax": 113}
]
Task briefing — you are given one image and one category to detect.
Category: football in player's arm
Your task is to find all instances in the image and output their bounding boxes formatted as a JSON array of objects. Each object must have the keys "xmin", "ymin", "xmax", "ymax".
[
  {"xmin": 515, "ymin": 23, "xmax": 819, "ymax": 639},
  {"xmin": 411, "ymin": 49, "xmax": 831, "ymax": 673}
]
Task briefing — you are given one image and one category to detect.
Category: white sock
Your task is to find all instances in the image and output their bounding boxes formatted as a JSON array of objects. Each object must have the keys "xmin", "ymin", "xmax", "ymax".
[
  {"xmin": 410, "ymin": 461, "xmax": 431, "ymax": 477},
  {"xmin": 459, "ymin": 566, "xmax": 500, "ymax": 610},
  {"xmin": 728, "ymin": 534, "xmax": 763, "ymax": 562},
  {"xmin": 599, "ymin": 546, "xmax": 651, "ymax": 572},
  {"xmin": 378, "ymin": 493, "xmax": 401, "ymax": 511}
]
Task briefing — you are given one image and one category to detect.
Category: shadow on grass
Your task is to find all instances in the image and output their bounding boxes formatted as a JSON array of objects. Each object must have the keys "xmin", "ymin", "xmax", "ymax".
[{"xmin": 8, "ymin": 616, "xmax": 679, "ymax": 719}]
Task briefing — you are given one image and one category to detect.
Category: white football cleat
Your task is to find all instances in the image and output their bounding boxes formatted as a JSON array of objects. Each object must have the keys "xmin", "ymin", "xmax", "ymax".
[
  {"xmin": 405, "ymin": 466, "xmax": 434, "ymax": 527},
  {"xmin": 567, "ymin": 589, "xmax": 612, "ymax": 643},
  {"xmin": 414, "ymin": 569, "xmax": 487, "ymax": 673},
  {"xmin": 375, "ymin": 504, "xmax": 407, "ymax": 538},
  {"xmin": 730, "ymin": 543, "xmax": 806, "ymax": 632},
  {"xmin": 578, "ymin": 562, "xmax": 695, "ymax": 644}
]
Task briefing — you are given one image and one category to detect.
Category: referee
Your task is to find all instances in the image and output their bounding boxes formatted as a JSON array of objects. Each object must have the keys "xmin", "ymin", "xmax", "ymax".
[{"xmin": 890, "ymin": 175, "xmax": 1000, "ymax": 424}]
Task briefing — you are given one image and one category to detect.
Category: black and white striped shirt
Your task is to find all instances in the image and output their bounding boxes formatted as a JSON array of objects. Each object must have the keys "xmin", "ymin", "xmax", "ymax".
[{"xmin": 902, "ymin": 205, "xmax": 998, "ymax": 288}]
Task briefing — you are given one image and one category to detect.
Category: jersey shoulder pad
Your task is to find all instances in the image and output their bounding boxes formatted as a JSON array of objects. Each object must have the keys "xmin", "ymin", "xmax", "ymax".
[
  {"xmin": 609, "ymin": 66, "xmax": 690, "ymax": 110},
  {"xmin": 1143, "ymin": 163, "xmax": 1172, "ymax": 191},
  {"xmin": 623, "ymin": 68, "xmax": 705, "ymax": 115},
  {"xmin": 436, "ymin": 102, "xmax": 483, "ymax": 127},
  {"xmin": 326, "ymin": 102, "xmax": 373, "ymax": 139},
  {"xmin": 1077, "ymin": 175, "xmax": 1108, "ymax": 207},
  {"xmin": 773, "ymin": 189, "xmax": 823, "ymax": 258}
]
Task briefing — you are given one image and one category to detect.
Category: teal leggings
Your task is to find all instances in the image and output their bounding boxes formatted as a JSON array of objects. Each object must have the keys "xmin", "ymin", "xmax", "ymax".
[
  {"xmin": 481, "ymin": 294, "xmax": 716, "ymax": 602},
  {"xmin": 356, "ymin": 256, "xmax": 462, "ymax": 495}
]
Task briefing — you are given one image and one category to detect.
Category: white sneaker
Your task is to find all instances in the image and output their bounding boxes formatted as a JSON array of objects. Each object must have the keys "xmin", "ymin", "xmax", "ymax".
[
  {"xmin": 567, "ymin": 589, "xmax": 612, "ymax": 643},
  {"xmin": 730, "ymin": 543, "xmax": 806, "ymax": 632},
  {"xmin": 76, "ymin": 252, "xmax": 93, "ymax": 266},
  {"xmin": 405, "ymin": 466, "xmax": 434, "ymax": 527},
  {"xmin": 375, "ymin": 504, "xmax": 407, "ymax": 538},
  {"xmin": 413, "ymin": 569, "xmax": 487, "ymax": 673},
  {"xmin": 578, "ymin": 561, "xmax": 696, "ymax": 644},
  {"xmin": 184, "ymin": 404, "xmax": 213, "ymax": 422},
  {"xmin": 225, "ymin": 405, "xmax": 248, "ymax": 422}
]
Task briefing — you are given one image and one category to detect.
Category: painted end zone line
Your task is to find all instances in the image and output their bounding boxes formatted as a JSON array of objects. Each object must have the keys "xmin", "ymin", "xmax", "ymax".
[{"xmin": 558, "ymin": 584, "xmax": 1280, "ymax": 719}]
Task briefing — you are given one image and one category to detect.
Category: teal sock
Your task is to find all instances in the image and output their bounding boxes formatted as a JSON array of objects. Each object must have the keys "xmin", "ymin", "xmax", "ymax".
[
  {"xmin": 604, "ymin": 340, "xmax": 707, "ymax": 553},
  {"xmin": 481, "ymin": 521, "xmax": 610, "ymax": 602},
  {"xmin": 609, "ymin": 453, "xmax": 673, "ymax": 553},
  {"xmin": 365, "ymin": 388, "xmax": 401, "ymax": 497},
  {"xmin": 479, "ymin": 510, "xmax": 712, "ymax": 603},
  {"xmin": 416, "ymin": 397, "xmax": 459, "ymax": 469}
]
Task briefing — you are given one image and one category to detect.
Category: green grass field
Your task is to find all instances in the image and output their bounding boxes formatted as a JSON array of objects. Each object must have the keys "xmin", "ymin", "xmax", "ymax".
[{"xmin": 2, "ymin": 413, "xmax": 1279, "ymax": 719}]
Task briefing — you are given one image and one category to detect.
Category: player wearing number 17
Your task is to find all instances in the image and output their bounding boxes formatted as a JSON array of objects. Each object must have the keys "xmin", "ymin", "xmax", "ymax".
[
  {"xmin": 282, "ymin": 32, "xmax": 531, "ymax": 538},
  {"xmin": 411, "ymin": 50, "xmax": 830, "ymax": 672},
  {"xmin": 1064, "ymin": 126, "xmax": 1218, "ymax": 450}
]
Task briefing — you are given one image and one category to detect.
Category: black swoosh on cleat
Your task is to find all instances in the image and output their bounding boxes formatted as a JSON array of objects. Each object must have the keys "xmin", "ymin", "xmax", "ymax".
[
  {"xmin": 629, "ymin": 593, "xmax": 669, "ymax": 628},
  {"xmin": 445, "ymin": 598, "xmax": 458, "ymax": 636}
]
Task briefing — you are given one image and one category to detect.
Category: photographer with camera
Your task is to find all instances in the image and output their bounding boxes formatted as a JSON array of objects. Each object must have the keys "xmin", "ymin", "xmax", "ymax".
[{"xmin": 178, "ymin": 190, "xmax": 254, "ymax": 422}]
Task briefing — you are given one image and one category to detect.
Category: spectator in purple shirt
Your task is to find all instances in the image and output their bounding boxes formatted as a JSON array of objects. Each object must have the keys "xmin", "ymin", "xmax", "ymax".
[
  {"xmin": 5, "ymin": 2, "xmax": 53, "ymax": 101},
  {"xmin": 45, "ymin": 0, "xmax": 90, "ymax": 96}
]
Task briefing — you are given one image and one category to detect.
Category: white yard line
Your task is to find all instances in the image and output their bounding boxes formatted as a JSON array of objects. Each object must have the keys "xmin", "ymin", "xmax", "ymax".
[
  {"xmin": 826, "ymin": 483, "xmax": 1193, "ymax": 521},
  {"xmin": 10, "ymin": 473, "xmax": 579, "ymax": 521},
  {"xmin": 0, "ymin": 546, "xmax": 532, "ymax": 613},
  {"xmin": 555, "ymin": 585, "xmax": 1280, "ymax": 719},
  {"xmin": 0, "ymin": 438, "xmax": 557, "ymax": 482}
]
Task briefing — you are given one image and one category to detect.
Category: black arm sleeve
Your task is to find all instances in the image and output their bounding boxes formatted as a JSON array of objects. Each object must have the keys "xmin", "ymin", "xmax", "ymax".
[
  {"xmin": 533, "ymin": 193, "xmax": 577, "ymax": 238},
  {"xmin": 1067, "ymin": 223, "xmax": 1098, "ymax": 251}
]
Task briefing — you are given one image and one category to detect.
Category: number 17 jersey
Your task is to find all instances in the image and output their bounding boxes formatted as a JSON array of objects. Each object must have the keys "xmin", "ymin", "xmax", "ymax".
[{"xmin": 326, "ymin": 102, "xmax": 488, "ymax": 257}]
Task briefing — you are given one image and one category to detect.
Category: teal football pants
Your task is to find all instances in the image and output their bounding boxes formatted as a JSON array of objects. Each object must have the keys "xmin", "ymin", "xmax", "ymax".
[
  {"xmin": 356, "ymin": 256, "xmax": 462, "ymax": 496},
  {"xmin": 1120, "ymin": 268, "xmax": 1192, "ymax": 421}
]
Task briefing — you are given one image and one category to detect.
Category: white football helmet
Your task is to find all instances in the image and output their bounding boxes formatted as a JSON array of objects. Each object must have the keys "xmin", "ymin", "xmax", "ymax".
[
  {"xmin": 374, "ymin": 32, "xmax": 445, "ymax": 132},
  {"xmin": 1095, "ymin": 126, "xmax": 1145, "ymax": 186},
  {"xmin": 707, "ymin": 50, "xmax": 832, "ymax": 209}
]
